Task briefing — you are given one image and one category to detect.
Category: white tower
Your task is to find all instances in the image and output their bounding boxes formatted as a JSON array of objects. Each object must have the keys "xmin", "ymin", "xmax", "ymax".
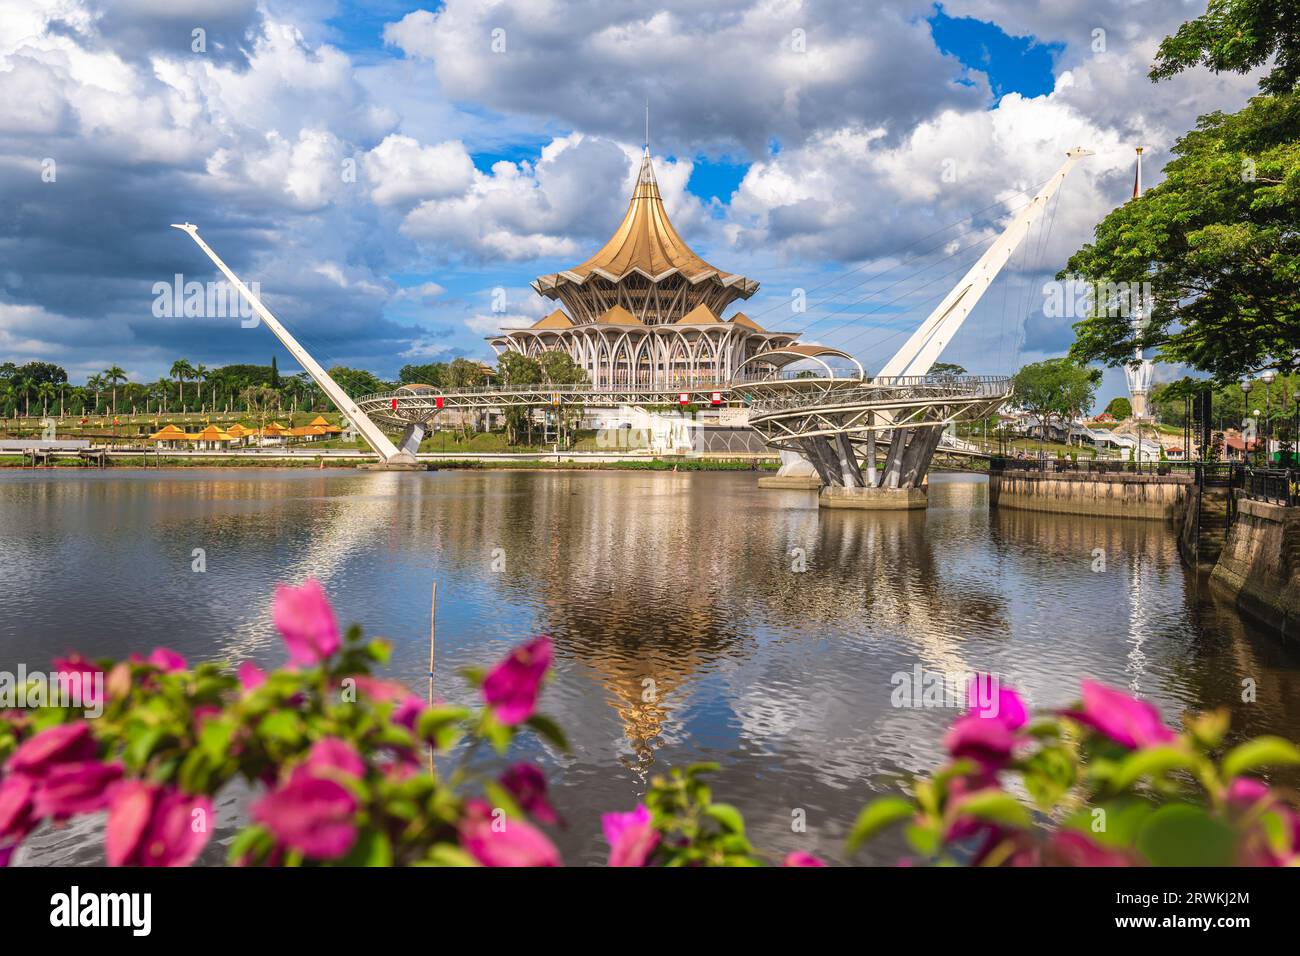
[{"xmin": 1124, "ymin": 147, "xmax": 1154, "ymax": 420}]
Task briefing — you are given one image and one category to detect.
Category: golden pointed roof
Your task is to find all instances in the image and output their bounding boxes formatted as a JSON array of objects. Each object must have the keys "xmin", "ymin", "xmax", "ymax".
[
  {"xmin": 533, "ymin": 149, "xmax": 757, "ymax": 292},
  {"xmin": 728, "ymin": 311, "xmax": 765, "ymax": 332},
  {"xmin": 530, "ymin": 309, "xmax": 574, "ymax": 330},
  {"xmin": 594, "ymin": 305, "xmax": 644, "ymax": 326},
  {"xmin": 675, "ymin": 304, "xmax": 721, "ymax": 326}
]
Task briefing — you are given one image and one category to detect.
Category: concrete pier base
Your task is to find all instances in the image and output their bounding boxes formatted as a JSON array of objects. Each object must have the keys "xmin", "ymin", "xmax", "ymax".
[
  {"xmin": 357, "ymin": 460, "xmax": 431, "ymax": 471},
  {"xmin": 757, "ymin": 474, "xmax": 823, "ymax": 489},
  {"xmin": 818, "ymin": 486, "xmax": 928, "ymax": 510}
]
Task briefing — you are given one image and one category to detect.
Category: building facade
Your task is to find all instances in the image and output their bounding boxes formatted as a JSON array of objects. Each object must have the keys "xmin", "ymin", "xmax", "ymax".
[{"xmin": 488, "ymin": 149, "xmax": 809, "ymax": 388}]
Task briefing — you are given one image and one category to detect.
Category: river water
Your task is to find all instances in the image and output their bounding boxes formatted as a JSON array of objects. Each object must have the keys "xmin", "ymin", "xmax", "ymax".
[{"xmin": 1, "ymin": 468, "xmax": 1297, "ymax": 865}]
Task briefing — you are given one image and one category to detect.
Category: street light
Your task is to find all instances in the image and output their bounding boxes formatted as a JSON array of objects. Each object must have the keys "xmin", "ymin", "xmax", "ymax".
[
  {"xmin": 1241, "ymin": 378, "xmax": 1254, "ymax": 465},
  {"xmin": 1261, "ymin": 370, "xmax": 1276, "ymax": 466}
]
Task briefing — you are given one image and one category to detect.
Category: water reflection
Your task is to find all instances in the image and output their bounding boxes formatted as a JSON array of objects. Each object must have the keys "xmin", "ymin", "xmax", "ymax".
[{"xmin": 1, "ymin": 469, "xmax": 1298, "ymax": 865}]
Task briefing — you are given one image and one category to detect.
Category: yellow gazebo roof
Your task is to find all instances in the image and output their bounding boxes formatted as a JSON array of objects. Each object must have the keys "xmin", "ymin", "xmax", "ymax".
[
  {"xmin": 194, "ymin": 425, "xmax": 235, "ymax": 441},
  {"xmin": 308, "ymin": 416, "xmax": 331, "ymax": 427},
  {"xmin": 225, "ymin": 423, "xmax": 251, "ymax": 437},
  {"xmin": 149, "ymin": 424, "xmax": 187, "ymax": 440}
]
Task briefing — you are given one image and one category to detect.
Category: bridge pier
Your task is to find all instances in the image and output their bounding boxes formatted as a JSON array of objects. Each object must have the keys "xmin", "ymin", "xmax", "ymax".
[{"xmin": 819, "ymin": 486, "xmax": 928, "ymax": 510}]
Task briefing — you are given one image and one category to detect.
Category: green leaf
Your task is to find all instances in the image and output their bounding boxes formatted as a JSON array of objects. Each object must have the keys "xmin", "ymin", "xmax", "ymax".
[
  {"xmin": 1136, "ymin": 804, "xmax": 1236, "ymax": 866},
  {"xmin": 951, "ymin": 790, "xmax": 1032, "ymax": 829},
  {"xmin": 1221, "ymin": 736, "xmax": 1300, "ymax": 781},
  {"xmin": 339, "ymin": 829, "xmax": 392, "ymax": 867},
  {"xmin": 1109, "ymin": 745, "xmax": 1199, "ymax": 791},
  {"xmin": 524, "ymin": 714, "xmax": 569, "ymax": 752},
  {"xmin": 256, "ymin": 711, "xmax": 304, "ymax": 745},
  {"xmin": 846, "ymin": 797, "xmax": 915, "ymax": 852},
  {"xmin": 704, "ymin": 803, "xmax": 745, "ymax": 835},
  {"xmin": 426, "ymin": 843, "xmax": 479, "ymax": 867}
]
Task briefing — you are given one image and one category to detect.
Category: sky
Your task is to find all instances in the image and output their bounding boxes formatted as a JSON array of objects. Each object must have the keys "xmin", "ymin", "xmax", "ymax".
[{"xmin": 0, "ymin": 0, "xmax": 1263, "ymax": 403}]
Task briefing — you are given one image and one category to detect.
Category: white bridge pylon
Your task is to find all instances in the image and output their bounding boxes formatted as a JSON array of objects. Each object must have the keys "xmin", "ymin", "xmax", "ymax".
[
  {"xmin": 171, "ymin": 223, "xmax": 410, "ymax": 463},
  {"xmin": 876, "ymin": 147, "xmax": 1092, "ymax": 379}
]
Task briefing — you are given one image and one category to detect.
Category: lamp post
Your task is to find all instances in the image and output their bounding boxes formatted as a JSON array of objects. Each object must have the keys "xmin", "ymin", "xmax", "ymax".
[
  {"xmin": 1241, "ymin": 378, "xmax": 1253, "ymax": 465},
  {"xmin": 1261, "ymin": 370, "xmax": 1275, "ymax": 466}
]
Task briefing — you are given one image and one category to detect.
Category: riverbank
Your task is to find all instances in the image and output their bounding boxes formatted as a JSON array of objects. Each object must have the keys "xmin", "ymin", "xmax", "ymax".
[{"xmin": 0, "ymin": 453, "xmax": 780, "ymax": 472}]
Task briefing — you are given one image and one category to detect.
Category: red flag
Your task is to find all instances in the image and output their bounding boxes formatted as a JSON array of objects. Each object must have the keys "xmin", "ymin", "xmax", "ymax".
[
  {"xmin": 678, "ymin": 392, "xmax": 690, "ymax": 405},
  {"xmin": 711, "ymin": 391, "xmax": 722, "ymax": 406},
  {"xmin": 435, "ymin": 396, "xmax": 444, "ymax": 410},
  {"xmin": 391, "ymin": 398, "xmax": 397, "ymax": 410}
]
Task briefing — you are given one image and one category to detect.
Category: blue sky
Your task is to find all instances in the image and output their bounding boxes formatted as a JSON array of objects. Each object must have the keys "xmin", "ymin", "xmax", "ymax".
[{"xmin": 0, "ymin": 1, "xmax": 1260, "ymax": 405}]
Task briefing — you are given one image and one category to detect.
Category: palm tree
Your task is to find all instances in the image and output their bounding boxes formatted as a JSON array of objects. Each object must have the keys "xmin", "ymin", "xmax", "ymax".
[
  {"xmin": 13, "ymin": 375, "xmax": 33, "ymax": 418},
  {"xmin": 153, "ymin": 378, "xmax": 172, "ymax": 414},
  {"xmin": 36, "ymin": 381, "xmax": 55, "ymax": 416},
  {"xmin": 103, "ymin": 366, "xmax": 127, "ymax": 415},
  {"xmin": 170, "ymin": 359, "xmax": 195, "ymax": 410},
  {"xmin": 85, "ymin": 374, "xmax": 104, "ymax": 415},
  {"xmin": 0, "ymin": 381, "xmax": 13, "ymax": 420},
  {"xmin": 193, "ymin": 364, "xmax": 208, "ymax": 412}
]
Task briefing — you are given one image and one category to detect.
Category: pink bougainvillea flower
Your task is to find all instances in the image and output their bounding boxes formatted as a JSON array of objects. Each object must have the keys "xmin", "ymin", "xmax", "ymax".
[
  {"xmin": 500, "ymin": 763, "xmax": 560, "ymax": 825},
  {"xmin": 147, "ymin": 648, "xmax": 187, "ymax": 673},
  {"xmin": 272, "ymin": 578, "xmax": 340, "ymax": 666},
  {"xmin": 1226, "ymin": 777, "xmax": 1272, "ymax": 810},
  {"xmin": 783, "ymin": 851, "xmax": 827, "ymax": 867},
  {"xmin": 1046, "ymin": 830, "xmax": 1133, "ymax": 867},
  {"xmin": 482, "ymin": 637, "xmax": 553, "ymax": 725},
  {"xmin": 252, "ymin": 774, "xmax": 357, "ymax": 860},
  {"xmin": 33, "ymin": 761, "xmax": 123, "ymax": 819},
  {"xmin": 602, "ymin": 803, "xmax": 660, "ymax": 867},
  {"xmin": 392, "ymin": 695, "xmax": 424, "ymax": 732},
  {"xmin": 302, "ymin": 737, "xmax": 365, "ymax": 780},
  {"xmin": 458, "ymin": 799, "xmax": 561, "ymax": 867},
  {"xmin": 0, "ymin": 774, "xmax": 37, "ymax": 848},
  {"xmin": 105, "ymin": 781, "xmax": 212, "ymax": 867},
  {"xmin": 944, "ymin": 714, "xmax": 1018, "ymax": 777},
  {"xmin": 237, "ymin": 661, "xmax": 267, "ymax": 692},
  {"xmin": 6, "ymin": 722, "xmax": 97, "ymax": 775},
  {"xmin": 1065, "ymin": 681, "xmax": 1176, "ymax": 749},
  {"xmin": 966, "ymin": 676, "xmax": 1027, "ymax": 730}
]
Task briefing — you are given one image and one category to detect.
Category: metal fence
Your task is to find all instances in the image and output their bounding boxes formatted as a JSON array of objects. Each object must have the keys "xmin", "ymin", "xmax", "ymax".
[
  {"xmin": 1239, "ymin": 468, "xmax": 1300, "ymax": 506},
  {"xmin": 990, "ymin": 457, "xmax": 1299, "ymax": 507}
]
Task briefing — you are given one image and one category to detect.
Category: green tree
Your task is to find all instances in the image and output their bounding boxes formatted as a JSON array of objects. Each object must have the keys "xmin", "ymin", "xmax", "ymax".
[
  {"xmin": 930, "ymin": 362, "xmax": 967, "ymax": 376},
  {"xmin": 498, "ymin": 352, "xmax": 543, "ymax": 445},
  {"xmin": 399, "ymin": 363, "xmax": 448, "ymax": 387},
  {"xmin": 1012, "ymin": 359, "xmax": 1102, "ymax": 445},
  {"xmin": 1151, "ymin": 0, "xmax": 1300, "ymax": 95},
  {"xmin": 36, "ymin": 381, "xmax": 55, "ymax": 416},
  {"xmin": 103, "ymin": 366, "xmax": 127, "ymax": 415},
  {"xmin": 170, "ymin": 359, "xmax": 195, "ymax": 409},
  {"xmin": 326, "ymin": 366, "xmax": 388, "ymax": 398},
  {"xmin": 1104, "ymin": 396, "xmax": 1132, "ymax": 419}
]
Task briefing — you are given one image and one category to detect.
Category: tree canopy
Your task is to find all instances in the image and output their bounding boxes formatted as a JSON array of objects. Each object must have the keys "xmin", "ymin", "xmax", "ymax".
[
  {"xmin": 1064, "ymin": 0, "xmax": 1300, "ymax": 384},
  {"xmin": 1151, "ymin": 0, "xmax": 1300, "ymax": 95},
  {"xmin": 1012, "ymin": 359, "xmax": 1102, "ymax": 439}
]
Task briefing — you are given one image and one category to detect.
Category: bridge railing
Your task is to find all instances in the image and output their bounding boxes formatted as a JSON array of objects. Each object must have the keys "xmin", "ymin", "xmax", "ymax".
[
  {"xmin": 357, "ymin": 369, "xmax": 868, "ymax": 406},
  {"xmin": 747, "ymin": 375, "xmax": 1012, "ymax": 414}
]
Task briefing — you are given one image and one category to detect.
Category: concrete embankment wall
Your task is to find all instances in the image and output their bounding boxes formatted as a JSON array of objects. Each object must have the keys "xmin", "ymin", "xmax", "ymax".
[
  {"xmin": 1173, "ymin": 482, "xmax": 1232, "ymax": 568},
  {"xmin": 1210, "ymin": 498, "xmax": 1300, "ymax": 641},
  {"xmin": 989, "ymin": 471, "xmax": 1190, "ymax": 520}
]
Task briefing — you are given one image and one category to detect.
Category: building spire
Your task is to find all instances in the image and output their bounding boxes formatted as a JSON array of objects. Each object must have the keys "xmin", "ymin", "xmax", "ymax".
[{"xmin": 1132, "ymin": 146, "xmax": 1143, "ymax": 200}]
